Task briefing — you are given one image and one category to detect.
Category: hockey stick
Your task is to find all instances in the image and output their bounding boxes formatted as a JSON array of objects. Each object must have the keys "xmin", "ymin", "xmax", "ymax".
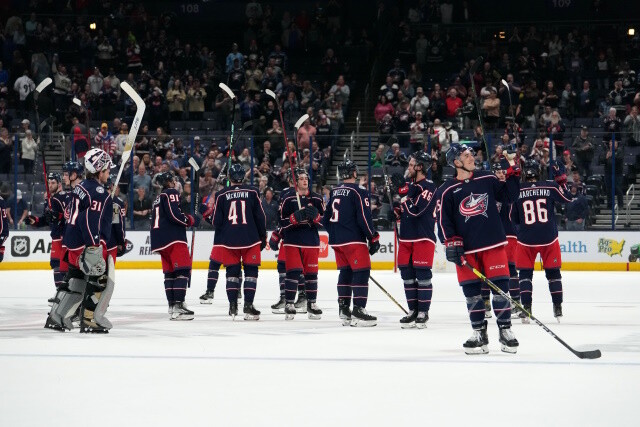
[
  {"xmin": 34, "ymin": 77, "xmax": 52, "ymax": 210},
  {"xmin": 380, "ymin": 144, "xmax": 400, "ymax": 271},
  {"xmin": 219, "ymin": 83, "xmax": 237, "ymax": 187},
  {"xmin": 500, "ymin": 79, "xmax": 518, "ymax": 153},
  {"xmin": 462, "ymin": 262, "xmax": 602, "ymax": 359},
  {"xmin": 369, "ymin": 275, "xmax": 408, "ymax": 314},
  {"xmin": 188, "ymin": 157, "xmax": 200, "ymax": 286},
  {"xmin": 111, "ymin": 82, "xmax": 146, "ymax": 198},
  {"xmin": 468, "ymin": 57, "xmax": 490, "ymax": 156}
]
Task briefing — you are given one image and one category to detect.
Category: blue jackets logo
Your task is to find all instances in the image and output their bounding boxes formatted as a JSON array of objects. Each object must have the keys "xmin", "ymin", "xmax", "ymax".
[
  {"xmin": 598, "ymin": 238, "xmax": 625, "ymax": 257},
  {"xmin": 459, "ymin": 192, "xmax": 488, "ymax": 222}
]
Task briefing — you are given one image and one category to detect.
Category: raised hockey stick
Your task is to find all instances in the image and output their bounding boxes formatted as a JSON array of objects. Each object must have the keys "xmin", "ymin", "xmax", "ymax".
[
  {"xmin": 188, "ymin": 157, "xmax": 200, "ymax": 286},
  {"xmin": 219, "ymin": 83, "xmax": 237, "ymax": 187},
  {"xmin": 34, "ymin": 77, "xmax": 52, "ymax": 209},
  {"xmin": 111, "ymin": 82, "xmax": 145, "ymax": 197},
  {"xmin": 463, "ymin": 262, "xmax": 602, "ymax": 359},
  {"xmin": 380, "ymin": 144, "xmax": 399, "ymax": 271},
  {"xmin": 369, "ymin": 275, "xmax": 408, "ymax": 314},
  {"xmin": 500, "ymin": 79, "xmax": 518, "ymax": 152},
  {"xmin": 468, "ymin": 56, "xmax": 490, "ymax": 156}
]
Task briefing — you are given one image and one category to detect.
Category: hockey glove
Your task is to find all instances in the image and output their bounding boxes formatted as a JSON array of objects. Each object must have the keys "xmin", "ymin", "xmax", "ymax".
[
  {"xmin": 290, "ymin": 209, "xmax": 306, "ymax": 225},
  {"xmin": 554, "ymin": 173, "xmax": 568, "ymax": 186},
  {"xmin": 304, "ymin": 205, "xmax": 321, "ymax": 223},
  {"xmin": 505, "ymin": 164, "xmax": 521, "ymax": 178},
  {"xmin": 393, "ymin": 202, "xmax": 402, "ymax": 221},
  {"xmin": 45, "ymin": 209, "xmax": 64, "ymax": 225},
  {"xmin": 199, "ymin": 203, "xmax": 214, "ymax": 222},
  {"xmin": 368, "ymin": 232, "xmax": 381, "ymax": 256},
  {"xmin": 186, "ymin": 214, "xmax": 196, "ymax": 227},
  {"xmin": 390, "ymin": 173, "xmax": 406, "ymax": 194},
  {"xmin": 260, "ymin": 238, "xmax": 267, "ymax": 251},
  {"xmin": 0, "ymin": 246, "xmax": 4, "ymax": 263},
  {"xmin": 268, "ymin": 230, "xmax": 281, "ymax": 250},
  {"xmin": 445, "ymin": 238, "xmax": 465, "ymax": 266},
  {"xmin": 503, "ymin": 151, "xmax": 518, "ymax": 166},
  {"xmin": 25, "ymin": 215, "xmax": 39, "ymax": 226}
]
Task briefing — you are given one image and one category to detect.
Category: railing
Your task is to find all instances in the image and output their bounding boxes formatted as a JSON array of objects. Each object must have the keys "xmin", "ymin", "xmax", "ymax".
[{"xmin": 626, "ymin": 184, "xmax": 636, "ymax": 228}]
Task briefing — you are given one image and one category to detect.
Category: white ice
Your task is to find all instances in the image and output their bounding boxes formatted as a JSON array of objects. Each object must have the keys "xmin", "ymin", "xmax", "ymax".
[{"xmin": 0, "ymin": 269, "xmax": 639, "ymax": 427}]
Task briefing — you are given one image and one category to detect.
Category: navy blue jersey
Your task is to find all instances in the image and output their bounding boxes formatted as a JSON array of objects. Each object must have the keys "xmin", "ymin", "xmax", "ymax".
[
  {"xmin": 497, "ymin": 200, "xmax": 517, "ymax": 238},
  {"xmin": 63, "ymin": 180, "xmax": 113, "ymax": 250},
  {"xmin": 279, "ymin": 189, "xmax": 325, "ymax": 247},
  {"xmin": 323, "ymin": 183, "xmax": 376, "ymax": 246},
  {"xmin": 32, "ymin": 192, "xmax": 71, "ymax": 240},
  {"xmin": 213, "ymin": 184, "xmax": 266, "ymax": 248},
  {"xmin": 511, "ymin": 181, "xmax": 572, "ymax": 246},
  {"xmin": 437, "ymin": 171, "xmax": 518, "ymax": 254},
  {"xmin": 107, "ymin": 195, "xmax": 126, "ymax": 251},
  {"xmin": 399, "ymin": 178, "xmax": 437, "ymax": 243},
  {"xmin": 0, "ymin": 196, "xmax": 8, "ymax": 247},
  {"xmin": 150, "ymin": 188, "xmax": 189, "ymax": 252}
]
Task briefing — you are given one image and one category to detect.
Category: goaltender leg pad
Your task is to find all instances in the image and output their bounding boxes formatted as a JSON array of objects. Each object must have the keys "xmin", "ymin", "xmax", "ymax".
[
  {"xmin": 519, "ymin": 269, "xmax": 534, "ymax": 306},
  {"xmin": 50, "ymin": 274, "xmax": 87, "ymax": 330},
  {"xmin": 92, "ymin": 256, "xmax": 115, "ymax": 329},
  {"xmin": 545, "ymin": 268, "xmax": 563, "ymax": 304},
  {"xmin": 79, "ymin": 246, "xmax": 107, "ymax": 276},
  {"xmin": 243, "ymin": 265, "xmax": 258, "ymax": 304},
  {"xmin": 400, "ymin": 266, "xmax": 417, "ymax": 311}
]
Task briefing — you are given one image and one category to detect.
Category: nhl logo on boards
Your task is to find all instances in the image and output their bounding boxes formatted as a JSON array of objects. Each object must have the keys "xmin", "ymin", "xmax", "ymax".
[
  {"xmin": 459, "ymin": 192, "xmax": 489, "ymax": 222},
  {"xmin": 11, "ymin": 236, "xmax": 30, "ymax": 257}
]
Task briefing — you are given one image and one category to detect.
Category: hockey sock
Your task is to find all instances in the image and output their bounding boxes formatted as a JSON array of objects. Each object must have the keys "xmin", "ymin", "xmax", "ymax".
[
  {"xmin": 51, "ymin": 259, "xmax": 64, "ymax": 289},
  {"xmin": 519, "ymin": 269, "xmax": 534, "ymax": 306},
  {"xmin": 337, "ymin": 268, "xmax": 353, "ymax": 306},
  {"xmin": 400, "ymin": 266, "xmax": 417, "ymax": 311},
  {"xmin": 243, "ymin": 265, "xmax": 258, "ymax": 304},
  {"xmin": 298, "ymin": 274, "xmax": 305, "ymax": 294},
  {"xmin": 351, "ymin": 270, "xmax": 370, "ymax": 308},
  {"xmin": 163, "ymin": 271, "xmax": 176, "ymax": 304},
  {"xmin": 277, "ymin": 260, "xmax": 286, "ymax": 296},
  {"xmin": 545, "ymin": 268, "xmax": 563, "ymax": 304},
  {"xmin": 481, "ymin": 283, "xmax": 491, "ymax": 302},
  {"xmin": 303, "ymin": 273, "xmax": 318, "ymax": 302},
  {"xmin": 285, "ymin": 270, "xmax": 301, "ymax": 303},
  {"xmin": 491, "ymin": 278, "xmax": 512, "ymax": 328},
  {"xmin": 225, "ymin": 264, "xmax": 241, "ymax": 301},
  {"xmin": 207, "ymin": 260, "xmax": 221, "ymax": 291},
  {"xmin": 462, "ymin": 282, "xmax": 485, "ymax": 329},
  {"xmin": 508, "ymin": 264, "xmax": 520, "ymax": 301},
  {"xmin": 173, "ymin": 269, "xmax": 190, "ymax": 303},
  {"xmin": 416, "ymin": 268, "xmax": 433, "ymax": 313}
]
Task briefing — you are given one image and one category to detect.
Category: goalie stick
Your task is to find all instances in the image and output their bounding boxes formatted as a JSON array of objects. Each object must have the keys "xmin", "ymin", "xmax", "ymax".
[
  {"xmin": 218, "ymin": 83, "xmax": 237, "ymax": 187},
  {"xmin": 188, "ymin": 157, "xmax": 200, "ymax": 287},
  {"xmin": 32, "ymin": 77, "xmax": 52, "ymax": 212},
  {"xmin": 111, "ymin": 82, "xmax": 146, "ymax": 197},
  {"xmin": 463, "ymin": 262, "xmax": 602, "ymax": 359}
]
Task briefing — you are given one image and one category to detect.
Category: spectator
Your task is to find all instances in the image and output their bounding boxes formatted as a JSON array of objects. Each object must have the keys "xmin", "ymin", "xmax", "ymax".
[
  {"xmin": 225, "ymin": 43, "xmax": 245, "ymax": 74},
  {"xmin": 562, "ymin": 150, "xmax": 576, "ymax": 172},
  {"xmin": 179, "ymin": 182, "xmax": 192, "ymax": 215},
  {"xmin": 559, "ymin": 83, "xmax": 576, "ymax": 119},
  {"xmin": 114, "ymin": 122, "xmax": 129, "ymax": 161},
  {"xmin": 428, "ymin": 89, "xmax": 446, "ymax": 122},
  {"xmin": 266, "ymin": 119, "xmax": 284, "ymax": 153},
  {"xmin": 410, "ymin": 86, "xmax": 429, "ymax": 116},
  {"xmin": 603, "ymin": 139, "xmax": 624, "ymax": 208},
  {"xmin": 603, "ymin": 107, "xmax": 622, "ymax": 143},
  {"xmin": 399, "ymin": 79, "xmax": 415, "ymax": 100},
  {"xmin": 609, "ymin": 80, "xmax": 628, "ymax": 106},
  {"xmin": 13, "ymin": 70, "xmax": 35, "ymax": 116},
  {"xmin": 87, "ymin": 67, "xmax": 104, "ymax": 96},
  {"xmin": 375, "ymin": 95, "xmax": 395, "ymax": 124},
  {"xmin": 98, "ymin": 80, "xmax": 118, "ymax": 121},
  {"xmin": 0, "ymin": 128, "xmax": 13, "ymax": 174},
  {"xmin": 565, "ymin": 184, "xmax": 588, "ymax": 231},
  {"xmin": 482, "ymin": 89, "xmax": 500, "ymax": 129},
  {"xmin": 380, "ymin": 76, "xmax": 399, "ymax": 104},
  {"xmin": 409, "ymin": 112, "xmax": 426, "ymax": 151},
  {"xmin": 20, "ymin": 130, "xmax": 38, "ymax": 175},
  {"xmin": 445, "ymin": 88, "xmax": 463, "ymax": 119},
  {"xmin": 95, "ymin": 123, "xmax": 116, "ymax": 157},
  {"xmin": 315, "ymin": 114, "xmax": 332, "ymax": 149},
  {"xmin": 166, "ymin": 79, "xmax": 187, "ymax": 121},
  {"xmin": 310, "ymin": 140, "xmax": 324, "ymax": 179},
  {"xmin": 385, "ymin": 142, "xmax": 408, "ymax": 167},
  {"xmin": 571, "ymin": 126, "xmax": 595, "ymax": 177},
  {"xmin": 329, "ymin": 75, "xmax": 350, "ymax": 108},
  {"xmin": 547, "ymin": 111, "xmax": 566, "ymax": 157},
  {"xmin": 623, "ymin": 106, "xmax": 640, "ymax": 147},
  {"xmin": 261, "ymin": 187, "xmax": 279, "ymax": 229},
  {"xmin": 133, "ymin": 164, "xmax": 152, "ymax": 192},
  {"xmin": 187, "ymin": 79, "xmax": 207, "ymax": 120},
  {"xmin": 132, "ymin": 186, "xmax": 152, "ymax": 230},
  {"xmin": 7, "ymin": 190, "xmax": 28, "ymax": 228},
  {"xmin": 296, "ymin": 119, "xmax": 316, "ymax": 151}
]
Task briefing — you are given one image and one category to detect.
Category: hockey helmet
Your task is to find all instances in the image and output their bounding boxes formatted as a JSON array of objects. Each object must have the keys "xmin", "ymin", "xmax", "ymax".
[
  {"xmin": 155, "ymin": 171, "xmax": 175, "ymax": 188},
  {"xmin": 293, "ymin": 166, "xmax": 308, "ymax": 180},
  {"xmin": 491, "ymin": 162, "xmax": 505, "ymax": 173},
  {"xmin": 410, "ymin": 150, "xmax": 432, "ymax": 169},
  {"xmin": 337, "ymin": 159, "xmax": 358, "ymax": 180},
  {"xmin": 63, "ymin": 160, "xmax": 84, "ymax": 175},
  {"xmin": 523, "ymin": 159, "xmax": 541, "ymax": 179},
  {"xmin": 47, "ymin": 172, "xmax": 62, "ymax": 182},
  {"xmin": 446, "ymin": 144, "xmax": 474, "ymax": 168},
  {"xmin": 228, "ymin": 163, "xmax": 246, "ymax": 183},
  {"xmin": 85, "ymin": 148, "xmax": 113, "ymax": 174}
]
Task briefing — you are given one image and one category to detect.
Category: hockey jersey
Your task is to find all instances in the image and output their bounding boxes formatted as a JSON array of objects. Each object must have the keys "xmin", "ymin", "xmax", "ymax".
[
  {"xmin": 0, "ymin": 196, "xmax": 8, "ymax": 247},
  {"xmin": 279, "ymin": 188, "xmax": 325, "ymax": 247},
  {"xmin": 213, "ymin": 184, "xmax": 266, "ymax": 248},
  {"xmin": 511, "ymin": 181, "xmax": 572, "ymax": 246},
  {"xmin": 150, "ymin": 188, "xmax": 189, "ymax": 252},
  {"xmin": 107, "ymin": 195, "xmax": 126, "ymax": 251},
  {"xmin": 437, "ymin": 170, "xmax": 518, "ymax": 254},
  {"xmin": 32, "ymin": 192, "xmax": 71, "ymax": 240},
  {"xmin": 322, "ymin": 183, "xmax": 376, "ymax": 246},
  {"xmin": 63, "ymin": 179, "xmax": 113, "ymax": 250},
  {"xmin": 497, "ymin": 200, "xmax": 517, "ymax": 238},
  {"xmin": 399, "ymin": 178, "xmax": 437, "ymax": 243}
]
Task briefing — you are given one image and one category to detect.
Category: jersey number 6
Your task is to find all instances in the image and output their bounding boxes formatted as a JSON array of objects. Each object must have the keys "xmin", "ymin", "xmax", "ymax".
[{"xmin": 522, "ymin": 199, "xmax": 548, "ymax": 225}]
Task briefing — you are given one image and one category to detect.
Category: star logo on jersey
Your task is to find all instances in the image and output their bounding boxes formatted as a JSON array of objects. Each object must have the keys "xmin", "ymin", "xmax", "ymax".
[{"xmin": 459, "ymin": 192, "xmax": 489, "ymax": 222}]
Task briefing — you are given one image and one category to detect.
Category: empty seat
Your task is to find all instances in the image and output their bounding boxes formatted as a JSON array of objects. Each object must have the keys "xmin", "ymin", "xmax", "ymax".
[{"xmin": 573, "ymin": 117, "xmax": 592, "ymax": 128}]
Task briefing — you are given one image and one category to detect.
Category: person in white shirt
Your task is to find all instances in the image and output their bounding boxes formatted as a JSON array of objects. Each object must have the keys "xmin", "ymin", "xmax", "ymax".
[{"xmin": 13, "ymin": 70, "xmax": 35, "ymax": 115}]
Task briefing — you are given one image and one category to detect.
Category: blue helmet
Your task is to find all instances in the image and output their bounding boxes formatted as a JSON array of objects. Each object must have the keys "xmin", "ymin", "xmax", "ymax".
[
  {"xmin": 62, "ymin": 160, "xmax": 84, "ymax": 175},
  {"xmin": 337, "ymin": 159, "xmax": 358, "ymax": 180},
  {"xmin": 155, "ymin": 171, "xmax": 174, "ymax": 188},
  {"xmin": 445, "ymin": 144, "xmax": 474, "ymax": 168},
  {"xmin": 410, "ymin": 150, "xmax": 432, "ymax": 169},
  {"xmin": 523, "ymin": 159, "xmax": 540, "ymax": 179},
  {"xmin": 47, "ymin": 172, "xmax": 62, "ymax": 182},
  {"xmin": 228, "ymin": 163, "xmax": 245, "ymax": 183}
]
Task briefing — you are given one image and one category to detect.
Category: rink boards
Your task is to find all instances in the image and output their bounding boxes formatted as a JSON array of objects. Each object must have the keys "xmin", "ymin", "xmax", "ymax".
[{"xmin": 1, "ymin": 230, "xmax": 639, "ymax": 271}]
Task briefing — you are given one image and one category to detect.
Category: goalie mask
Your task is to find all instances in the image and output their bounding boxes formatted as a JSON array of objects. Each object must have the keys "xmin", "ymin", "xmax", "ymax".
[{"xmin": 85, "ymin": 148, "xmax": 113, "ymax": 174}]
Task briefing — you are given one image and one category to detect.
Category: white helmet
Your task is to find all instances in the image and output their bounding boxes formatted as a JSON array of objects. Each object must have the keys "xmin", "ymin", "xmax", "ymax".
[{"xmin": 85, "ymin": 148, "xmax": 113, "ymax": 174}]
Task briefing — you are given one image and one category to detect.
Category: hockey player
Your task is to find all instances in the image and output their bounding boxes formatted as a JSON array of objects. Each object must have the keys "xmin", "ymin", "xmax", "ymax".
[
  {"xmin": 46, "ymin": 148, "xmax": 114, "ymax": 333},
  {"xmin": 25, "ymin": 172, "xmax": 71, "ymax": 303},
  {"xmin": 511, "ymin": 159, "xmax": 572, "ymax": 322},
  {"xmin": 394, "ymin": 151, "xmax": 438, "ymax": 328},
  {"xmin": 212, "ymin": 163, "xmax": 267, "ymax": 320},
  {"xmin": 199, "ymin": 196, "xmax": 222, "ymax": 304},
  {"xmin": 150, "ymin": 171, "xmax": 196, "ymax": 320},
  {"xmin": 323, "ymin": 159, "xmax": 380, "ymax": 327},
  {"xmin": 439, "ymin": 144, "xmax": 520, "ymax": 354},
  {"xmin": 105, "ymin": 174, "xmax": 127, "ymax": 265},
  {"xmin": 58, "ymin": 161, "xmax": 84, "ymax": 280},
  {"xmin": 0, "ymin": 192, "xmax": 8, "ymax": 263},
  {"xmin": 487, "ymin": 162, "xmax": 522, "ymax": 319},
  {"xmin": 268, "ymin": 226, "xmax": 287, "ymax": 313},
  {"xmin": 279, "ymin": 167, "xmax": 325, "ymax": 320}
]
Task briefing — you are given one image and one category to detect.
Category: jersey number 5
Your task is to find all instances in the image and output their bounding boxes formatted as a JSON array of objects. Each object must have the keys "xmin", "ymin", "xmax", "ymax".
[
  {"xmin": 522, "ymin": 199, "xmax": 548, "ymax": 225},
  {"xmin": 228, "ymin": 200, "xmax": 247, "ymax": 225},
  {"xmin": 329, "ymin": 198, "xmax": 340, "ymax": 222}
]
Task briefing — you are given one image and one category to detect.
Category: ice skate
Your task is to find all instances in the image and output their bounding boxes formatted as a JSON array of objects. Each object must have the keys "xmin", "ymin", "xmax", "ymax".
[
  {"xmin": 229, "ymin": 300, "xmax": 238, "ymax": 319},
  {"xmin": 243, "ymin": 303, "xmax": 260, "ymax": 321},
  {"xmin": 170, "ymin": 302, "xmax": 194, "ymax": 321},
  {"xmin": 338, "ymin": 299, "xmax": 351, "ymax": 326},
  {"xmin": 199, "ymin": 290, "xmax": 214, "ymax": 304},
  {"xmin": 553, "ymin": 303, "xmax": 563, "ymax": 322},
  {"xmin": 271, "ymin": 296, "xmax": 286, "ymax": 314},
  {"xmin": 44, "ymin": 316, "xmax": 66, "ymax": 332},
  {"xmin": 415, "ymin": 311, "xmax": 429, "ymax": 329},
  {"xmin": 351, "ymin": 306, "xmax": 377, "ymax": 327},
  {"xmin": 499, "ymin": 327, "xmax": 519, "ymax": 353},
  {"xmin": 399, "ymin": 310, "xmax": 417, "ymax": 329},
  {"xmin": 284, "ymin": 303, "xmax": 296, "ymax": 320},
  {"xmin": 521, "ymin": 303, "xmax": 532, "ymax": 324},
  {"xmin": 307, "ymin": 302, "xmax": 322, "ymax": 320},
  {"xmin": 484, "ymin": 299, "xmax": 492, "ymax": 318},
  {"xmin": 511, "ymin": 302, "xmax": 523, "ymax": 319},
  {"xmin": 463, "ymin": 321, "xmax": 489, "ymax": 355},
  {"xmin": 294, "ymin": 290, "xmax": 307, "ymax": 313}
]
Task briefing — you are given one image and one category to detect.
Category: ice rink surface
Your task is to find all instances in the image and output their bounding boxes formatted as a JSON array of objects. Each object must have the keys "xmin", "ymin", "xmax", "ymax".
[{"xmin": 1, "ymin": 269, "xmax": 639, "ymax": 426}]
